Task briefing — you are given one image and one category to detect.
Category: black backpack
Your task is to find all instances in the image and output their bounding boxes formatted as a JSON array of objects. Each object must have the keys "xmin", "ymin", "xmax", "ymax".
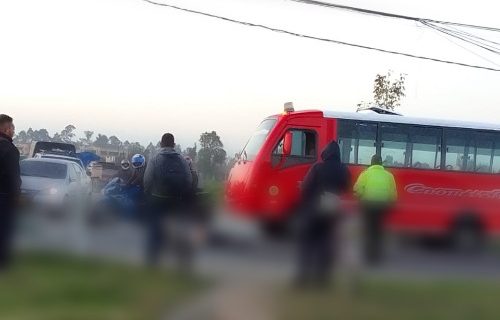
[{"xmin": 155, "ymin": 153, "xmax": 189, "ymax": 197}]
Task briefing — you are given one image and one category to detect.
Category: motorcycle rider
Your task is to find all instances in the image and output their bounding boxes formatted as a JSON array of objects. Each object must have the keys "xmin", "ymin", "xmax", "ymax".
[
  {"xmin": 116, "ymin": 159, "xmax": 133, "ymax": 183},
  {"xmin": 128, "ymin": 154, "xmax": 146, "ymax": 190}
]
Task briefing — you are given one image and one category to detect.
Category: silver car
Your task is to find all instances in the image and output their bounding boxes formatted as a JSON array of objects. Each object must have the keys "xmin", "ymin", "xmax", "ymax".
[{"xmin": 20, "ymin": 158, "xmax": 91, "ymax": 209}]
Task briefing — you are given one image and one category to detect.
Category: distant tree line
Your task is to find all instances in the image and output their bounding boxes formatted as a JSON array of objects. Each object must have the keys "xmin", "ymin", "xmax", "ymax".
[{"xmin": 14, "ymin": 125, "xmax": 233, "ymax": 182}]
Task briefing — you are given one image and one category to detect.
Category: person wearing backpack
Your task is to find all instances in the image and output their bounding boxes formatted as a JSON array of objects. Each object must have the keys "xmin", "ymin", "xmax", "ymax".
[
  {"xmin": 143, "ymin": 133, "xmax": 192, "ymax": 266},
  {"xmin": 295, "ymin": 140, "xmax": 351, "ymax": 287}
]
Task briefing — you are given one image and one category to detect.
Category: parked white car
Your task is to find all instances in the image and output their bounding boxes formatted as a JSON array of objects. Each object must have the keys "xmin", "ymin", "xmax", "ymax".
[
  {"xmin": 33, "ymin": 153, "xmax": 92, "ymax": 190},
  {"xmin": 20, "ymin": 158, "xmax": 92, "ymax": 209}
]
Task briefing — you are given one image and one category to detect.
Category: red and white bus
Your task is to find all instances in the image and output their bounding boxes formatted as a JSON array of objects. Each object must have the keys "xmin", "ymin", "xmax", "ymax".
[{"xmin": 226, "ymin": 104, "xmax": 500, "ymax": 242}]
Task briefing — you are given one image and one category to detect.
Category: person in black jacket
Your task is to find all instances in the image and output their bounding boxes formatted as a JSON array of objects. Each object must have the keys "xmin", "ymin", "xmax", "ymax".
[
  {"xmin": 0, "ymin": 114, "xmax": 21, "ymax": 270},
  {"xmin": 143, "ymin": 133, "xmax": 192, "ymax": 266},
  {"xmin": 295, "ymin": 140, "xmax": 351, "ymax": 287}
]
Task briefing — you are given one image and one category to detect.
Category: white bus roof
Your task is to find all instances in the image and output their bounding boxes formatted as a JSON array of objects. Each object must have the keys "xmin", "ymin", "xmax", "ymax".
[{"xmin": 323, "ymin": 110, "xmax": 500, "ymax": 132}]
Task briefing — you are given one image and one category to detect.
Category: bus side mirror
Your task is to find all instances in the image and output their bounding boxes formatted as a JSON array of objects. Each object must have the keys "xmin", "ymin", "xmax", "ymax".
[{"xmin": 283, "ymin": 131, "xmax": 292, "ymax": 157}]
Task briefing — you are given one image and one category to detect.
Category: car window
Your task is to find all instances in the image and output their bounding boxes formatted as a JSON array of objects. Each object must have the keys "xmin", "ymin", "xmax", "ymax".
[
  {"xmin": 68, "ymin": 164, "xmax": 79, "ymax": 182},
  {"xmin": 73, "ymin": 163, "xmax": 82, "ymax": 175},
  {"xmin": 20, "ymin": 161, "xmax": 67, "ymax": 180},
  {"xmin": 72, "ymin": 164, "xmax": 83, "ymax": 181}
]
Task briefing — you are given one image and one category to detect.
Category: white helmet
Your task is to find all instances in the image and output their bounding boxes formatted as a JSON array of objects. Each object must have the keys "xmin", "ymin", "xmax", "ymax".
[{"xmin": 121, "ymin": 159, "xmax": 131, "ymax": 170}]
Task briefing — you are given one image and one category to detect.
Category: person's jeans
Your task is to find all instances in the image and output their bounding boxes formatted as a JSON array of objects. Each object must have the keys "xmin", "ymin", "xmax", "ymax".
[
  {"xmin": 145, "ymin": 196, "xmax": 182, "ymax": 266},
  {"xmin": 0, "ymin": 196, "xmax": 15, "ymax": 270},
  {"xmin": 361, "ymin": 202, "xmax": 389, "ymax": 265},
  {"xmin": 296, "ymin": 213, "xmax": 336, "ymax": 286}
]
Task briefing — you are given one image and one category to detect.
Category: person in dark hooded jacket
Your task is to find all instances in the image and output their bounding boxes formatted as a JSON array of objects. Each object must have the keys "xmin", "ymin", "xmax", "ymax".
[
  {"xmin": 0, "ymin": 114, "xmax": 21, "ymax": 270},
  {"xmin": 295, "ymin": 140, "xmax": 351, "ymax": 287}
]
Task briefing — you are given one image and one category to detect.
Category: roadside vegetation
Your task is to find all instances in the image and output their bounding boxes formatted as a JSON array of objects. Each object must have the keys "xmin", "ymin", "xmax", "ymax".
[
  {"xmin": 0, "ymin": 253, "xmax": 205, "ymax": 320},
  {"xmin": 279, "ymin": 278, "xmax": 500, "ymax": 320}
]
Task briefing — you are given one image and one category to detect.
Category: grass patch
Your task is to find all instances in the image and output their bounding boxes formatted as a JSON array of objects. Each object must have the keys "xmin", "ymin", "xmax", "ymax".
[
  {"xmin": 0, "ymin": 253, "xmax": 205, "ymax": 320},
  {"xmin": 279, "ymin": 278, "xmax": 500, "ymax": 320},
  {"xmin": 201, "ymin": 179, "xmax": 224, "ymax": 204}
]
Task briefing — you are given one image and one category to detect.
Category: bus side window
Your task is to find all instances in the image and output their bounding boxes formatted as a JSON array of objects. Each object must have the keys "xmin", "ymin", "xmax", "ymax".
[
  {"xmin": 410, "ymin": 127, "xmax": 441, "ymax": 170},
  {"xmin": 493, "ymin": 145, "xmax": 500, "ymax": 174},
  {"xmin": 337, "ymin": 120, "xmax": 376, "ymax": 165},
  {"xmin": 273, "ymin": 139, "xmax": 284, "ymax": 156},
  {"xmin": 338, "ymin": 120, "xmax": 356, "ymax": 164},
  {"xmin": 380, "ymin": 124, "xmax": 409, "ymax": 168},
  {"xmin": 357, "ymin": 122, "xmax": 377, "ymax": 165},
  {"xmin": 288, "ymin": 130, "xmax": 316, "ymax": 158},
  {"xmin": 272, "ymin": 129, "xmax": 317, "ymax": 168},
  {"xmin": 473, "ymin": 134, "xmax": 494, "ymax": 173},
  {"xmin": 445, "ymin": 129, "xmax": 468, "ymax": 171}
]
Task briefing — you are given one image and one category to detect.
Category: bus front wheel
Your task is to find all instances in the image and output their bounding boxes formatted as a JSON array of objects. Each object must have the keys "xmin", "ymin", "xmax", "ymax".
[{"xmin": 260, "ymin": 220, "xmax": 290, "ymax": 239}]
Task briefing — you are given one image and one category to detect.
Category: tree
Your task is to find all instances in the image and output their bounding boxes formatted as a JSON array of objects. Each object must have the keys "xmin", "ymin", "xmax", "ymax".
[
  {"xmin": 14, "ymin": 130, "xmax": 28, "ymax": 144},
  {"xmin": 52, "ymin": 132, "xmax": 63, "ymax": 142},
  {"xmin": 15, "ymin": 128, "xmax": 51, "ymax": 143},
  {"xmin": 144, "ymin": 142, "xmax": 157, "ymax": 161},
  {"xmin": 33, "ymin": 129, "xmax": 51, "ymax": 142},
  {"xmin": 60, "ymin": 125, "xmax": 76, "ymax": 143},
  {"xmin": 358, "ymin": 70, "xmax": 407, "ymax": 111},
  {"xmin": 94, "ymin": 134, "xmax": 109, "ymax": 148},
  {"xmin": 109, "ymin": 135, "xmax": 121, "ymax": 147},
  {"xmin": 26, "ymin": 128, "xmax": 35, "ymax": 142},
  {"xmin": 185, "ymin": 143, "xmax": 197, "ymax": 162},
  {"xmin": 227, "ymin": 153, "xmax": 240, "ymax": 170},
  {"xmin": 200, "ymin": 131, "xmax": 223, "ymax": 150},
  {"xmin": 128, "ymin": 142, "xmax": 145, "ymax": 156},
  {"xmin": 84, "ymin": 130, "xmax": 94, "ymax": 145},
  {"xmin": 198, "ymin": 131, "xmax": 227, "ymax": 180},
  {"xmin": 175, "ymin": 144, "xmax": 182, "ymax": 154}
]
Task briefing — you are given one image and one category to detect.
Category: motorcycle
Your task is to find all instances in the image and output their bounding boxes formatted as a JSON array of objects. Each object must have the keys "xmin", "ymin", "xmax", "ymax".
[{"xmin": 89, "ymin": 177, "xmax": 145, "ymax": 225}]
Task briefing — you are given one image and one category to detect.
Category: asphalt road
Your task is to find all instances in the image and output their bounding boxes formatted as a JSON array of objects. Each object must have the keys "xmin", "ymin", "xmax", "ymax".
[{"xmin": 14, "ymin": 207, "xmax": 500, "ymax": 281}]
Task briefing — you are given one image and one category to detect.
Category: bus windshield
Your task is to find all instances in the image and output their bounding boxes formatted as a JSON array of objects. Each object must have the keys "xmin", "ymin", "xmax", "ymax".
[{"xmin": 241, "ymin": 118, "xmax": 277, "ymax": 161}]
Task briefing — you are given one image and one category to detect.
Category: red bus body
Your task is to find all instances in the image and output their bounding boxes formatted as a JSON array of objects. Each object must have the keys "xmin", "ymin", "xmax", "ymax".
[{"xmin": 226, "ymin": 109, "xmax": 500, "ymax": 236}]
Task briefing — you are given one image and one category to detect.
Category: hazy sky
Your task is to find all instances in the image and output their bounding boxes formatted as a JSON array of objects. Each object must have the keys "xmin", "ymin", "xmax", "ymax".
[{"xmin": 1, "ymin": 0, "xmax": 499, "ymax": 154}]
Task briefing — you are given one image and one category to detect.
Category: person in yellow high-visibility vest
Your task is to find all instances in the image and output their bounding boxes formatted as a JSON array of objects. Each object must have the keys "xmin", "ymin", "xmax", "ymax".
[{"xmin": 354, "ymin": 154, "xmax": 397, "ymax": 265}]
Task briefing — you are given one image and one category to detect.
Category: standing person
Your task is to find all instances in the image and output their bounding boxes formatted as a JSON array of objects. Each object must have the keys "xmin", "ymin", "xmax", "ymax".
[
  {"xmin": 296, "ymin": 140, "xmax": 351, "ymax": 287},
  {"xmin": 354, "ymin": 154, "xmax": 397, "ymax": 265},
  {"xmin": 143, "ymin": 133, "xmax": 192, "ymax": 266},
  {"xmin": 0, "ymin": 114, "xmax": 21, "ymax": 270}
]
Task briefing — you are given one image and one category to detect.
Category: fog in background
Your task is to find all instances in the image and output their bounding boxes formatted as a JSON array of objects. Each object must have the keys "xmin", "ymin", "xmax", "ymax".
[{"xmin": 1, "ymin": 0, "xmax": 499, "ymax": 154}]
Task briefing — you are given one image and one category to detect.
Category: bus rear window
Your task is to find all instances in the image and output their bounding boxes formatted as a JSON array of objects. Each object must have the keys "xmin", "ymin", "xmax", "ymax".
[{"xmin": 241, "ymin": 119, "xmax": 277, "ymax": 161}]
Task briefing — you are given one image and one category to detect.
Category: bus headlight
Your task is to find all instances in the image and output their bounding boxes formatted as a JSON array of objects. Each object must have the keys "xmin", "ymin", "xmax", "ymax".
[{"xmin": 269, "ymin": 186, "xmax": 279, "ymax": 197}]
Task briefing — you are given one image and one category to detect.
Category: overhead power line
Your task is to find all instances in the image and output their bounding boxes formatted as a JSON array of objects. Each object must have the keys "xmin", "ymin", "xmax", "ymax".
[
  {"xmin": 421, "ymin": 21, "xmax": 500, "ymax": 55},
  {"xmin": 289, "ymin": 0, "xmax": 500, "ymax": 32},
  {"xmin": 423, "ymin": 22, "xmax": 500, "ymax": 67},
  {"xmin": 290, "ymin": 0, "xmax": 500, "ymax": 59},
  {"xmin": 140, "ymin": 0, "xmax": 500, "ymax": 72}
]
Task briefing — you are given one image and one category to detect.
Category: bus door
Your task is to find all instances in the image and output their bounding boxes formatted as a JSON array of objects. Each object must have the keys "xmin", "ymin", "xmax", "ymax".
[{"xmin": 267, "ymin": 124, "xmax": 321, "ymax": 215}]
